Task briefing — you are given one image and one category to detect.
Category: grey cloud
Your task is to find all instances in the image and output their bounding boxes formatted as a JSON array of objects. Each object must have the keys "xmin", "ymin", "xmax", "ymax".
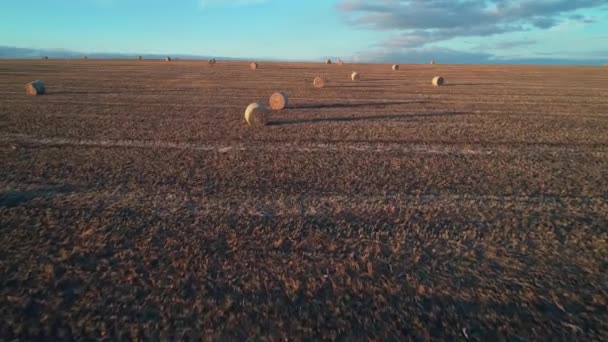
[
  {"xmin": 338, "ymin": 0, "xmax": 608, "ymax": 47},
  {"xmin": 569, "ymin": 14, "xmax": 597, "ymax": 23},
  {"xmin": 531, "ymin": 17, "xmax": 558, "ymax": 28}
]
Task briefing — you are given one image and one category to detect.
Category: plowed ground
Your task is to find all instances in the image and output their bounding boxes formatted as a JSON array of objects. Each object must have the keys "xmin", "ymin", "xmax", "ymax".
[{"xmin": 1, "ymin": 60, "xmax": 608, "ymax": 340}]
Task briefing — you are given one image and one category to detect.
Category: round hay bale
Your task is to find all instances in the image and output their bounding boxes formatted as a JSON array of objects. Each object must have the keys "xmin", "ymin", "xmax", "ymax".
[
  {"xmin": 351, "ymin": 72, "xmax": 361, "ymax": 81},
  {"xmin": 313, "ymin": 77, "xmax": 325, "ymax": 88},
  {"xmin": 269, "ymin": 92, "xmax": 288, "ymax": 110},
  {"xmin": 325, "ymin": 59, "xmax": 332, "ymax": 65},
  {"xmin": 25, "ymin": 80, "xmax": 46, "ymax": 96},
  {"xmin": 250, "ymin": 62, "xmax": 258, "ymax": 70},
  {"xmin": 392, "ymin": 64, "xmax": 400, "ymax": 71},
  {"xmin": 338, "ymin": 59, "xmax": 344, "ymax": 66},
  {"xmin": 432, "ymin": 76, "xmax": 445, "ymax": 86},
  {"xmin": 244, "ymin": 102, "xmax": 269, "ymax": 126}
]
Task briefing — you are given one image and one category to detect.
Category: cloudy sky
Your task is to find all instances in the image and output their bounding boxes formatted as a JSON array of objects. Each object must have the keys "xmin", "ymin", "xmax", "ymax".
[{"xmin": 1, "ymin": 0, "xmax": 607, "ymax": 64}]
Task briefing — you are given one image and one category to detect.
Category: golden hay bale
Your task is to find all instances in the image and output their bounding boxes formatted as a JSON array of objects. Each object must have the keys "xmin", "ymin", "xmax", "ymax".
[
  {"xmin": 244, "ymin": 102, "xmax": 269, "ymax": 126},
  {"xmin": 392, "ymin": 64, "xmax": 400, "ymax": 71},
  {"xmin": 313, "ymin": 77, "xmax": 325, "ymax": 88},
  {"xmin": 325, "ymin": 59, "xmax": 332, "ymax": 65},
  {"xmin": 338, "ymin": 59, "xmax": 344, "ymax": 66},
  {"xmin": 25, "ymin": 80, "xmax": 46, "ymax": 96},
  {"xmin": 269, "ymin": 92, "xmax": 289, "ymax": 110},
  {"xmin": 250, "ymin": 62, "xmax": 258, "ymax": 70},
  {"xmin": 432, "ymin": 76, "xmax": 445, "ymax": 86},
  {"xmin": 351, "ymin": 72, "xmax": 361, "ymax": 81}
]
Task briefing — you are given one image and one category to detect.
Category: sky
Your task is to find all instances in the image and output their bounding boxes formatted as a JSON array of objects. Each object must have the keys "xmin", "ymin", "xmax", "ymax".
[{"xmin": 1, "ymin": 0, "xmax": 607, "ymax": 64}]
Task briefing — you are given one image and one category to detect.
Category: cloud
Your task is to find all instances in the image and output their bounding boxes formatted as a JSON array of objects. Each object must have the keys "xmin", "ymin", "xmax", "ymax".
[
  {"xmin": 353, "ymin": 47, "xmax": 495, "ymax": 64},
  {"xmin": 350, "ymin": 45, "xmax": 607, "ymax": 65},
  {"xmin": 337, "ymin": 0, "xmax": 608, "ymax": 48},
  {"xmin": 492, "ymin": 39, "xmax": 538, "ymax": 49}
]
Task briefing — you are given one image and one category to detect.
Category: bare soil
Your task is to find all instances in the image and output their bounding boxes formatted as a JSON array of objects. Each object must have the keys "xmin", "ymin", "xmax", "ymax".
[{"xmin": 1, "ymin": 59, "xmax": 608, "ymax": 340}]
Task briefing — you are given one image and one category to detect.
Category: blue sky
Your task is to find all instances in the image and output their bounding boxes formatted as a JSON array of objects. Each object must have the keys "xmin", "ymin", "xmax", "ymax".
[{"xmin": 1, "ymin": 0, "xmax": 607, "ymax": 64}]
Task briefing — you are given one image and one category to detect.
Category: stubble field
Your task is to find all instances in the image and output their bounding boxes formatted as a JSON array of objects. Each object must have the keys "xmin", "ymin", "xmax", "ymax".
[{"xmin": 1, "ymin": 59, "xmax": 608, "ymax": 340}]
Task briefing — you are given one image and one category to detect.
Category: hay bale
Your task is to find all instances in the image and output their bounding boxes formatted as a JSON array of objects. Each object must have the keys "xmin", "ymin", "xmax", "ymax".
[
  {"xmin": 432, "ymin": 76, "xmax": 445, "ymax": 86},
  {"xmin": 351, "ymin": 72, "xmax": 361, "ymax": 81},
  {"xmin": 25, "ymin": 80, "xmax": 46, "ymax": 96},
  {"xmin": 244, "ymin": 102, "xmax": 268, "ymax": 126},
  {"xmin": 392, "ymin": 64, "xmax": 400, "ymax": 71},
  {"xmin": 313, "ymin": 77, "xmax": 325, "ymax": 88},
  {"xmin": 325, "ymin": 59, "xmax": 332, "ymax": 65},
  {"xmin": 250, "ymin": 62, "xmax": 258, "ymax": 70},
  {"xmin": 338, "ymin": 59, "xmax": 344, "ymax": 66},
  {"xmin": 269, "ymin": 92, "xmax": 288, "ymax": 110}
]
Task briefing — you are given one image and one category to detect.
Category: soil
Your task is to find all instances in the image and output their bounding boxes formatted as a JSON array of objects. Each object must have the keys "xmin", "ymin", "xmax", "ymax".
[{"xmin": 1, "ymin": 59, "xmax": 608, "ymax": 340}]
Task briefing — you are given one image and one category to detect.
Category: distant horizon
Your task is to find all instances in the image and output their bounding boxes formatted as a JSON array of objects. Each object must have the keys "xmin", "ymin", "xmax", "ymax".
[{"xmin": 0, "ymin": 45, "xmax": 606, "ymax": 66}]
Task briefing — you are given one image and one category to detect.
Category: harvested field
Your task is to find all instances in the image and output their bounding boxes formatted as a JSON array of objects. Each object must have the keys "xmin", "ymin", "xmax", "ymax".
[{"xmin": 1, "ymin": 59, "xmax": 608, "ymax": 340}]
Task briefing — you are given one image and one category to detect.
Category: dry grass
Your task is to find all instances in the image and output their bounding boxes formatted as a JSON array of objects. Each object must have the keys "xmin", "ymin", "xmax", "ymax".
[
  {"xmin": 269, "ymin": 91, "xmax": 288, "ymax": 110},
  {"xmin": 1, "ymin": 60, "xmax": 608, "ymax": 340},
  {"xmin": 313, "ymin": 76, "xmax": 325, "ymax": 88},
  {"xmin": 24, "ymin": 80, "xmax": 45, "ymax": 96},
  {"xmin": 244, "ymin": 102, "xmax": 268, "ymax": 126},
  {"xmin": 432, "ymin": 76, "xmax": 445, "ymax": 86}
]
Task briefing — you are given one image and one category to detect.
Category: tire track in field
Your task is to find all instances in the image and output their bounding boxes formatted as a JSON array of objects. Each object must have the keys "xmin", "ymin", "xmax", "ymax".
[{"xmin": 2, "ymin": 134, "xmax": 608, "ymax": 156}]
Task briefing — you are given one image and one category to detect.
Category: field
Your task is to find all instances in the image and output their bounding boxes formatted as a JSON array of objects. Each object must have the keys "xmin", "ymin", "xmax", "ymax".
[{"xmin": 1, "ymin": 59, "xmax": 607, "ymax": 340}]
